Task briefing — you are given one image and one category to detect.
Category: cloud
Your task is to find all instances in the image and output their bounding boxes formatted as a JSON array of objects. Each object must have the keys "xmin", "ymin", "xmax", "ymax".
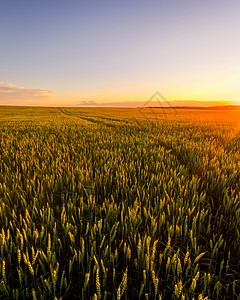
[
  {"xmin": 0, "ymin": 82, "xmax": 55, "ymax": 105},
  {"xmin": 78, "ymin": 100, "xmax": 98, "ymax": 106}
]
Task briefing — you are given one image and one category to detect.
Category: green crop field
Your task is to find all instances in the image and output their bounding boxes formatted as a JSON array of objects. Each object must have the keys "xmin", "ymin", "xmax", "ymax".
[{"xmin": 0, "ymin": 106, "xmax": 240, "ymax": 300}]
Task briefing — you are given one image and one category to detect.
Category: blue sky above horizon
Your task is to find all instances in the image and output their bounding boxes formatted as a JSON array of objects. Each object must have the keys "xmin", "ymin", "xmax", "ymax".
[{"xmin": 1, "ymin": 0, "xmax": 240, "ymax": 106}]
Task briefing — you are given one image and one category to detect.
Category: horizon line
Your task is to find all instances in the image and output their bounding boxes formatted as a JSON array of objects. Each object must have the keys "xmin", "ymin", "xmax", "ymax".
[{"xmin": 1, "ymin": 104, "xmax": 240, "ymax": 110}]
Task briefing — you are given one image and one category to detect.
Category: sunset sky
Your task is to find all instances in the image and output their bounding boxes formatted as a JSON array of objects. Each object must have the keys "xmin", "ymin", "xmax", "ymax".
[{"xmin": 1, "ymin": 0, "xmax": 240, "ymax": 106}]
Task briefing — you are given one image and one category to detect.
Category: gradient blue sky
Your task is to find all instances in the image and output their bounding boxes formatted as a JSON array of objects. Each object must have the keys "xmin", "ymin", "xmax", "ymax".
[{"xmin": 1, "ymin": 0, "xmax": 240, "ymax": 106}]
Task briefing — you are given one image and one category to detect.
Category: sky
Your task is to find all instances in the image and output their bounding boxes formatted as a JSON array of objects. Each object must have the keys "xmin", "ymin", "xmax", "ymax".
[{"xmin": 1, "ymin": 0, "xmax": 240, "ymax": 106}]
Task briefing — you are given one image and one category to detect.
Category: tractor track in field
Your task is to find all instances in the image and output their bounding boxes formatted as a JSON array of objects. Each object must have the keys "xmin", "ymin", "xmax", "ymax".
[{"xmin": 56, "ymin": 107, "xmax": 129, "ymax": 127}]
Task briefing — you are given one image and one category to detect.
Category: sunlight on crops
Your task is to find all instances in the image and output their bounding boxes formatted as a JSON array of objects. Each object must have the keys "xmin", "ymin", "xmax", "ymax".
[{"xmin": 0, "ymin": 106, "xmax": 240, "ymax": 299}]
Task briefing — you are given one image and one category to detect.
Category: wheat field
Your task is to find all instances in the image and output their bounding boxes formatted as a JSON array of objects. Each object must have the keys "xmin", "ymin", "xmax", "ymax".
[{"xmin": 0, "ymin": 106, "xmax": 240, "ymax": 299}]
